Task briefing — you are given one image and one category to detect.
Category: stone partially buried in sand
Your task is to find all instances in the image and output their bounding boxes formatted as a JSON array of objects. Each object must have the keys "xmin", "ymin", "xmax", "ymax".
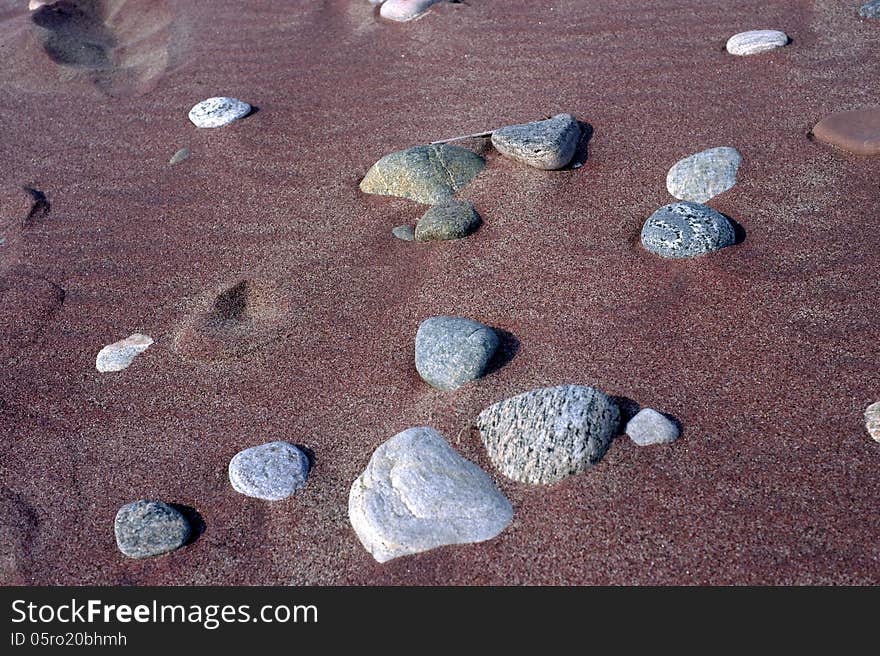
[
  {"xmin": 491, "ymin": 113, "xmax": 580, "ymax": 170},
  {"xmin": 188, "ymin": 97, "xmax": 251, "ymax": 128},
  {"xmin": 477, "ymin": 384, "xmax": 620, "ymax": 484},
  {"xmin": 114, "ymin": 500, "xmax": 191, "ymax": 559},
  {"xmin": 415, "ymin": 316, "xmax": 500, "ymax": 391},
  {"xmin": 415, "ymin": 199, "xmax": 481, "ymax": 241},
  {"xmin": 641, "ymin": 201, "xmax": 736, "ymax": 258},
  {"xmin": 360, "ymin": 144, "xmax": 485, "ymax": 204},
  {"xmin": 865, "ymin": 402, "xmax": 880, "ymax": 443},
  {"xmin": 725, "ymin": 30, "xmax": 789, "ymax": 56},
  {"xmin": 811, "ymin": 109, "xmax": 880, "ymax": 155},
  {"xmin": 626, "ymin": 408, "xmax": 680, "ymax": 446},
  {"xmin": 348, "ymin": 426, "xmax": 513, "ymax": 563},
  {"xmin": 380, "ymin": 0, "xmax": 442, "ymax": 21},
  {"xmin": 666, "ymin": 146, "xmax": 742, "ymax": 203},
  {"xmin": 95, "ymin": 333, "xmax": 153, "ymax": 372},
  {"xmin": 228, "ymin": 441, "xmax": 310, "ymax": 501},
  {"xmin": 860, "ymin": 1, "xmax": 880, "ymax": 18}
]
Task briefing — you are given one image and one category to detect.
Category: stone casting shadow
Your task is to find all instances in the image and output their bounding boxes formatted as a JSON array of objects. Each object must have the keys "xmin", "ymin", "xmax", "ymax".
[
  {"xmin": 720, "ymin": 213, "xmax": 747, "ymax": 246},
  {"xmin": 169, "ymin": 504, "xmax": 206, "ymax": 547},
  {"xmin": 563, "ymin": 121, "xmax": 594, "ymax": 170},
  {"xmin": 294, "ymin": 444, "xmax": 317, "ymax": 472},
  {"xmin": 610, "ymin": 395, "xmax": 685, "ymax": 440},
  {"xmin": 483, "ymin": 328, "xmax": 519, "ymax": 377}
]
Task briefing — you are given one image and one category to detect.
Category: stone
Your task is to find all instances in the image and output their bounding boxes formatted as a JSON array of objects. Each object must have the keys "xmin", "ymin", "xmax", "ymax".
[
  {"xmin": 380, "ymin": 0, "xmax": 442, "ymax": 21},
  {"xmin": 666, "ymin": 146, "xmax": 742, "ymax": 203},
  {"xmin": 860, "ymin": 1, "xmax": 880, "ymax": 18},
  {"xmin": 865, "ymin": 402, "xmax": 880, "ymax": 443},
  {"xmin": 640, "ymin": 201, "xmax": 736, "ymax": 258},
  {"xmin": 228, "ymin": 441, "xmax": 310, "ymax": 501},
  {"xmin": 491, "ymin": 113, "xmax": 580, "ymax": 170},
  {"xmin": 169, "ymin": 148, "xmax": 190, "ymax": 165},
  {"xmin": 188, "ymin": 97, "xmax": 251, "ymax": 128},
  {"xmin": 725, "ymin": 30, "xmax": 789, "ymax": 56},
  {"xmin": 625, "ymin": 408, "xmax": 680, "ymax": 445},
  {"xmin": 414, "ymin": 199, "xmax": 481, "ymax": 241},
  {"xmin": 359, "ymin": 144, "xmax": 485, "ymax": 204},
  {"xmin": 477, "ymin": 384, "xmax": 620, "ymax": 484},
  {"xmin": 415, "ymin": 316, "xmax": 499, "ymax": 391},
  {"xmin": 392, "ymin": 225, "xmax": 415, "ymax": 241},
  {"xmin": 95, "ymin": 333, "xmax": 153, "ymax": 373},
  {"xmin": 29, "ymin": 1, "xmax": 49, "ymax": 9},
  {"xmin": 348, "ymin": 426, "xmax": 513, "ymax": 563},
  {"xmin": 114, "ymin": 500, "xmax": 191, "ymax": 559},
  {"xmin": 811, "ymin": 109, "xmax": 880, "ymax": 156}
]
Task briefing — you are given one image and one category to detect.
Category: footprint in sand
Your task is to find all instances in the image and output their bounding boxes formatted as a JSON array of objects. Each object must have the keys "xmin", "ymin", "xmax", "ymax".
[
  {"xmin": 29, "ymin": 0, "xmax": 175, "ymax": 97},
  {"xmin": 0, "ymin": 489, "xmax": 41, "ymax": 584}
]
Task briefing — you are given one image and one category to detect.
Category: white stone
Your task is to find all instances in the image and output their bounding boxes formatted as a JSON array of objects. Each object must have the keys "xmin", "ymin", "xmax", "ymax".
[
  {"xmin": 95, "ymin": 334, "xmax": 153, "ymax": 373},
  {"xmin": 865, "ymin": 402, "xmax": 880, "ymax": 443},
  {"xmin": 188, "ymin": 97, "xmax": 251, "ymax": 128},
  {"xmin": 229, "ymin": 442, "xmax": 310, "ymax": 500},
  {"xmin": 380, "ymin": 0, "xmax": 442, "ymax": 22},
  {"xmin": 726, "ymin": 30, "xmax": 789, "ymax": 56},
  {"xmin": 666, "ymin": 146, "xmax": 742, "ymax": 203},
  {"xmin": 626, "ymin": 408, "xmax": 680, "ymax": 446},
  {"xmin": 348, "ymin": 427, "xmax": 513, "ymax": 563},
  {"xmin": 29, "ymin": 1, "xmax": 49, "ymax": 10}
]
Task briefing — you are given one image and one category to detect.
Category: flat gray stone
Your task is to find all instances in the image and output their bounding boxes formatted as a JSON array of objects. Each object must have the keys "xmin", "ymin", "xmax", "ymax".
[
  {"xmin": 228, "ymin": 441, "xmax": 310, "ymax": 501},
  {"xmin": 415, "ymin": 316, "xmax": 499, "ymax": 391},
  {"xmin": 96, "ymin": 333, "xmax": 153, "ymax": 372},
  {"xmin": 392, "ymin": 225, "xmax": 415, "ymax": 241},
  {"xmin": 359, "ymin": 144, "xmax": 485, "ymax": 204},
  {"xmin": 348, "ymin": 426, "xmax": 513, "ymax": 563},
  {"xmin": 114, "ymin": 500, "xmax": 191, "ymax": 559},
  {"xmin": 726, "ymin": 30, "xmax": 789, "ymax": 56},
  {"xmin": 415, "ymin": 199, "xmax": 481, "ymax": 241},
  {"xmin": 477, "ymin": 384, "xmax": 620, "ymax": 484},
  {"xmin": 625, "ymin": 408, "xmax": 680, "ymax": 445},
  {"xmin": 666, "ymin": 146, "xmax": 742, "ymax": 203},
  {"xmin": 640, "ymin": 201, "xmax": 736, "ymax": 258},
  {"xmin": 188, "ymin": 97, "xmax": 251, "ymax": 128},
  {"xmin": 860, "ymin": 1, "xmax": 880, "ymax": 18},
  {"xmin": 491, "ymin": 113, "xmax": 580, "ymax": 170},
  {"xmin": 865, "ymin": 402, "xmax": 880, "ymax": 443}
]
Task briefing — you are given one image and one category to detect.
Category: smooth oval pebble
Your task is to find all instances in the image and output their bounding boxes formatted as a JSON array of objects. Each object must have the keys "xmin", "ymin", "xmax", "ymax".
[
  {"xmin": 666, "ymin": 146, "xmax": 742, "ymax": 203},
  {"xmin": 625, "ymin": 408, "xmax": 680, "ymax": 445},
  {"xmin": 380, "ymin": 0, "xmax": 442, "ymax": 22},
  {"xmin": 169, "ymin": 148, "xmax": 190, "ymax": 165},
  {"xmin": 415, "ymin": 316, "xmax": 499, "ymax": 391},
  {"xmin": 95, "ymin": 333, "xmax": 153, "ymax": 372},
  {"xmin": 114, "ymin": 500, "xmax": 191, "ymax": 559},
  {"xmin": 228, "ymin": 441, "xmax": 310, "ymax": 501},
  {"xmin": 188, "ymin": 97, "xmax": 251, "ymax": 128},
  {"xmin": 726, "ymin": 30, "xmax": 789, "ymax": 56},
  {"xmin": 865, "ymin": 402, "xmax": 880, "ymax": 443},
  {"xmin": 811, "ymin": 108, "xmax": 880, "ymax": 156},
  {"xmin": 640, "ymin": 201, "xmax": 736, "ymax": 258}
]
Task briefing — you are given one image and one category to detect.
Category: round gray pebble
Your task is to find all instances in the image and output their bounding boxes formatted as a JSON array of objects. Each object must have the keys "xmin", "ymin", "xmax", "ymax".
[
  {"xmin": 491, "ymin": 113, "xmax": 580, "ymax": 170},
  {"xmin": 625, "ymin": 408, "xmax": 680, "ymax": 445},
  {"xmin": 228, "ymin": 441, "xmax": 310, "ymax": 501},
  {"xmin": 640, "ymin": 201, "xmax": 736, "ymax": 258},
  {"xmin": 114, "ymin": 500, "xmax": 191, "ymax": 559},
  {"xmin": 666, "ymin": 146, "xmax": 742, "ymax": 203},
  {"xmin": 415, "ymin": 199, "xmax": 481, "ymax": 241},
  {"xmin": 188, "ymin": 97, "xmax": 251, "ymax": 128},
  {"xmin": 415, "ymin": 316, "xmax": 499, "ymax": 391}
]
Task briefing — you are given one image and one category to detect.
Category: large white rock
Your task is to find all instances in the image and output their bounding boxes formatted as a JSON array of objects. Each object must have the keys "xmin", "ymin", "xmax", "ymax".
[
  {"xmin": 380, "ymin": 0, "xmax": 443, "ymax": 22},
  {"xmin": 188, "ymin": 97, "xmax": 251, "ymax": 128},
  {"xmin": 348, "ymin": 427, "xmax": 513, "ymax": 563},
  {"xmin": 726, "ymin": 30, "xmax": 789, "ymax": 56},
  {"xmin": 95, "ymin": 334, "xmax": 153, "ymax": 372}
]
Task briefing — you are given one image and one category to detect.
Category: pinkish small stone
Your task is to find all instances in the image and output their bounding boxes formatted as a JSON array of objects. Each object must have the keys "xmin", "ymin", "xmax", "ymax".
[
  {"xmin": 812, "ymin": 109, "xmax": 880, "ymax": 156},
  {"xmin": 380, "ymin": 0, "xmax": 442, "ymax": 22}
]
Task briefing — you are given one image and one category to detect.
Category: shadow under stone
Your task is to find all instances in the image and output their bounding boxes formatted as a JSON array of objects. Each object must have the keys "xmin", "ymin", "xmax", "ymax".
[
  {"xmin": 484, "ymin": 328, "xmax": 519, "ymax": 377},
  {"xmin": 563, "ymin": 121, "xmax": 594, "ymax": 170},
  {"xmin": 168, "ymin": 504, "xmax": 205, "ymax": 546}
]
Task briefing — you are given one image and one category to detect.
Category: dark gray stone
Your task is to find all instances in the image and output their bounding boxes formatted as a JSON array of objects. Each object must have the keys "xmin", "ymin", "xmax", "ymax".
[
  {"xmin": 415, "ymin": 199, "xmax": 481, "ymax": 241},
  {"xmin": 392, "ymin": 225, "xmax": 415, "ymax": 241},
  {"xmin": 359, "ymin": 144, "xmax": 485, "ymax": 204},
  {"xmin": 114, "ymin": 500, "xmax": 191, "ymax": 559},
  {"xmin": 415, "ymin": 316, "xmax": 499, "ymax": 391},
  {"xmin": 477, "ymin": 384, "xmax": 620, "ymax": 484},
  {"xmin": 640, "ymin": 201, "xmax": 736, "ymax": 258},
  {"xmin": 491, "ymin": 113, "xmax": 580, "ymax": 170},
  {"xmin": 228, "ymin": 441, "xmax": 310, "ymax": 501},
  {"xmin": 860, "ymin": 1, "xmax": 880, "ymax": 18}
]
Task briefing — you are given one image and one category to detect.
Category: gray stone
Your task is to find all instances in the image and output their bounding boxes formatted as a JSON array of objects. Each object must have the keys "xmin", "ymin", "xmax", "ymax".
[
  {"xmin": 392, "ymin": 225, "xmax": 415, "ymax": 241},
  {"xmin": 415, "ymin": 199, "xmax": 481, "ymax": 241},
  {"xmin": 348, "ymin": 426, "xmax": 513, "ymax": 563},
  {"xmin": 228, "ymin": 441, "xmax": 310, "ymax": 501},
  {"xmin": 169, "ymin": 148, "xmax": 190, "ymax": 165},
  {"xmin": 625, "ymin": 408, "xmax": 680, "ymax": 446},
  {"xmin": 491, "ymin": 113, "xmax": 580, "ymax": 170},
  {"xmin": 415, "ymin": 316, "xmax": 499, "ymax": 391},
  {"xmin": 188, "ymin": 97, "xmax": 251, "ymax": 128},
  {"xmin": 96, "ymin": 333, "xmax": 153, "ymax": 372},
  {"xmin": 359, "ymin": 144, "xmax": 485, "ymax": 205},
  {"xmin": 865, "ymin": 402, "xmax": 880, "ymax": 443},
  {"xmin": 380, "ymin": 0, "xmax": 443, "ymax": 21},
  {"xmin": 860, "ymin": 1, "xmax": 880, "ymax": 18},
  {"xmin": 725, "ymin": 30, "xmax": 789, "ymax": 56},
  {"xmin": 640, "ymin": 201, "xmax": 736, "ymax": 258},
  {"xmin": 477, "ymin": 384, "xmax": 620, "ymax": 484},
  {"xmin": 114, "ymin": 500, "xmax": 191, "ymax": 559},
  {"xmin": 666, "ymin": 146, "xmax": 742, "ymax": 203}
]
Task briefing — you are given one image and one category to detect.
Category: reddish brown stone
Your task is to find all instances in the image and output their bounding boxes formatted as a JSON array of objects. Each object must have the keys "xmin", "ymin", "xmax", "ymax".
[{"xmin": 812, "ymin": 109, "xmax": 880, "ymax": 155}]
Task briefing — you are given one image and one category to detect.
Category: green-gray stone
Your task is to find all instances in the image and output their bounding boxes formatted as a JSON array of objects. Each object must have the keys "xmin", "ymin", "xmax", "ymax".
[
  {"xmin": 415, "ymin": 199, "xmax": 481, "ymax": 241},
  {"xmin": 169, "ymin": 148, "xmax": 190, "ymax": 165},
  {"xmin": 114, "ymin": 500, "xmax": 191, "ymax": 559}
]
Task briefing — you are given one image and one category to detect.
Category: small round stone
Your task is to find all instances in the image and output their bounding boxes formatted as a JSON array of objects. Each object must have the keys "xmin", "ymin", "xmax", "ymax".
[
  {"xmin": 96, "ymin": 333, "xmax": 153, "ymax": 373},
  {"xmin": 114, "ymin": 500, "xmax": 191, "ymax": 559},
  {"xmin": 626, "ymin": 408, "xmax": 680, "ymax": 445},
  {"xmin": 666, "ymin": 146, "xmax": 742, "ymax": 203},
  {"xmin": 726, "ymin": 30, "xmax": 789, "ymax": 56},
  {"xmin": 392, "ymin": 225, "xmax": 415, "ymax": 241},
  {"xmin": 491, "ymin": 113, "xmax": 580, "ymax": 170},
  {"xmin": 228, "ymin": 442, "xmax": 310, "ymax": 501},
  {"xmin": 415, "ymin": 199, "xmax": 481, "ymax": 241},
  {"xmin": 865, "ymin": 402, "xmax": 880, "ymax": 443},
  {"xmin": 641, "ymin": 201, "xmax": 736, "ymax": 258},
  {"xmin": 188, "ymin": 97, "xmax": 251, "ymax": 128},
  {"xmin": 812, "ymin": 109, "xmax": 880, "ymax": 156},
  {"xmin": 415, "ymin": 316, "xmax": 499, "ymax": 391}
]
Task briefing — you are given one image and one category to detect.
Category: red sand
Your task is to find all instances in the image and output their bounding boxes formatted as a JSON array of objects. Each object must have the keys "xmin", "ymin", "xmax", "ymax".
[{"xmin": 1, "ymin": 0, "xmax": 879, "ymax": 585}]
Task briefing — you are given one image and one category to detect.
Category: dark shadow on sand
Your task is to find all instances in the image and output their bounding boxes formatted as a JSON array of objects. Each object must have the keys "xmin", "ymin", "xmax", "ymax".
[
  {"xmin": 484, "ymin": 328, "xmax": 519, "ymax": 377},
  {"xmin": 169, "ymin": 504, "xmax": 206, "ymax": 546},
  {"xmin": 563, "ymin": 121, "xmax": 594, "ymax": 170}
]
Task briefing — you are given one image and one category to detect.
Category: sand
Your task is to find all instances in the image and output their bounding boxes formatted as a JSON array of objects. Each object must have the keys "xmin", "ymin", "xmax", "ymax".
[{"xmin": 0, "ymin": 0, "xmax": 878, "ymax": 585}]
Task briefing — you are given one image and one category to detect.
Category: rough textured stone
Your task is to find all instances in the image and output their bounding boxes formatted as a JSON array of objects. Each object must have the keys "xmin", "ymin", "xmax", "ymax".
[
  {"xmin": 188, "ymin": 97, "xmax": 251, "ymax": 128},
  {"xmin": 392, "ymin": 225, "xmax": 415, "ymax": 241},
  {"xmin": 477, "ymin": 384, "xmax": 620, "ymax": 484},
  {"xmin": 726, "ymin": 30, "xmax": 789, "ymax": 56},
  {"xmin": 228, "ymin": 441, "xmax": 310, "ymax": 501},
  {"xmin": 114, "ymin": 500, "xmax": 190, "ymax": 559},
  {"xmin": 96, "ymin": 333, "xmax": 153, "ymax": 372},
  {"xmin": 491, "ymin": 113, "xmax": 580, "ymax": 170},
  {"xmin": 812, "ymin": 109, "xmax": 880, "ymax": 156},
  {"xmin": 415, "ymin": 199, "xmax": 481, "ymax": 241},
  {"xmin": 380, "ymin": 0, "xmax": 442, "ymax": 21},
  {"xmin": 865, "ymin": 402, "xmax": 880, "ymax": 443},
  {"xmin": 415, "ymin": 316, "xmax": 499, "ymax": 391},
  {"xmin": 359, "ymin": 144, "xmax": 485, "ymax": 204},
  {"xmin": 860, "ymin": 1, "xmax": 880, "ymax": 18},
  {"xmin": 666, "ymin": 146, "xmax": 742, "ymax": 203},
  {"xmin": 626, "ymin": 408, "xmax": 680, "ymax": 445},
  {"xmin": 348, "ymin": 427, "xmax": 513, "ymax": 563},
  {"xmin": 640, "ymin": 201, "xmax": 736, "ymax": 258}
]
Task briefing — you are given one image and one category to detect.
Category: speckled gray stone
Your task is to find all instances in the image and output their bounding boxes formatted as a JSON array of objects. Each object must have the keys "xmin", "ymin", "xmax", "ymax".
[
  {"xmin": 415, "ymin": 199, "xmax": 481, "ymax": 241},
  {"xmin": 188, "ymin": 97, "xmax": 251, "ymax": 128},
  {"xmin": 392, "ymin": 225, "xmax": 415, "ymax": 241},
  {"xmin": 860, "ymin": 1, "xmax": 880, "ymax": 18},
  {"xmin": 348, "ymin": 426, "xmax": 513, "ymax": 563},
  {"xmin": 666, "ymin": 146, "xmax": 742, "ymax": 203},
  {"xmin": 359, "ymin": 144, "xmax": 485, "ymax": 204},
  {"xmin": 228, "ymin": 441, "xmax": 310, "ymax": 500},
  {"xmin": 865, "ymin": 402, "xmax": 880, "ymax": 443},
  {"xmin": 626, "ymin": 408, "xmax": 680, "ymax": 445},
  {"xmin": 725, "ymin": 30, "xmax": 789, "ymax": 56},
  {"xmin": 95, "ymin": 333, "xmax": 153, "ymax": 372},
  {"xmin": 640, "ymin": 201, "xmax": 736, "ymax": 258},
  {"xmin": 477, "ymin": 384, "xmax": 620, "ymax": 484},
  {"xmin": 114, "ymin": 500, "xmax": 191, "ymax": 559},
  {"xmin": 491, "ymin": 113, "xmax": 580, "ymax": 170},
  {"xmin": 415, "ymin": 316, "xmax": 499, "ymax": 391}
]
